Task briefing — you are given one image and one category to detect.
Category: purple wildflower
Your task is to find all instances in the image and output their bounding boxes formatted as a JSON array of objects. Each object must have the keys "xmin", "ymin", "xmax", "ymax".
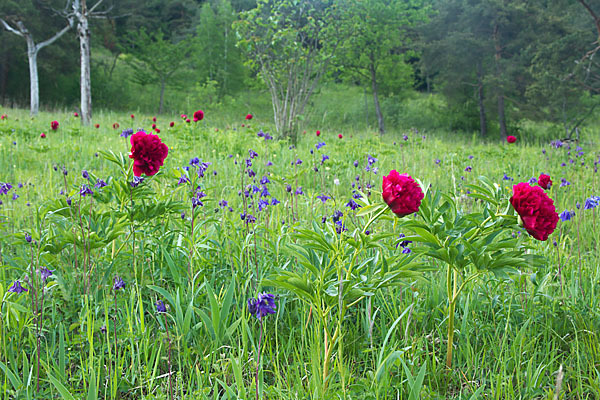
[
  {"xmin": 113, "ymin": 276, "xmax": 126, "ymax": 291},
  {"xmin": 8, "ymin": 280, "xmax": 28, "ymax": 294}
]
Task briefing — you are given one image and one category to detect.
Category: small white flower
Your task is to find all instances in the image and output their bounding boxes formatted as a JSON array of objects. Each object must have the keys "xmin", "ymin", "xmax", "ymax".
[{"xmin": 334, "ymin": 178, "xmax": 340, "ymax": 185}]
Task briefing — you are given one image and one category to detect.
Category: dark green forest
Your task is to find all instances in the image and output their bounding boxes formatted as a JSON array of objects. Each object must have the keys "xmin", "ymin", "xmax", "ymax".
[{"xmin": 1, "ymin": 0, "xmax": 600, "ymax": 139}]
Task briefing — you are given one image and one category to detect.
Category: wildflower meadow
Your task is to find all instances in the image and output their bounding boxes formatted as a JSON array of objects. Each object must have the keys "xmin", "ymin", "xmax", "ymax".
[{"xmin": 0, "ymin": 108, "xmax": 599, "ymax": 399}]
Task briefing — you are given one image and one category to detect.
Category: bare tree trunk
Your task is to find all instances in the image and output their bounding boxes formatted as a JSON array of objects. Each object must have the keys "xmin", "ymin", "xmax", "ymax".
[
  {"xmin": 369, "ymin": 61, "xmax": 385, "ymax": 135},
  {"xmin": 1, "ymin": 17, "xmax": 73, "ymax": 116},
  {"xmin": 77, "ymin": 0, "xmax": 92, "ymax": 126},
  {"xmin": 27, "ymin": 47, "xmax": 40, "ymax": 116},
  {"xmin": 476, "ymin": 62, "xmax": 487, "ymax": 137},
  {"xmin": 493, "ymin": 24, "xmax": 507, "ymax": 139}
]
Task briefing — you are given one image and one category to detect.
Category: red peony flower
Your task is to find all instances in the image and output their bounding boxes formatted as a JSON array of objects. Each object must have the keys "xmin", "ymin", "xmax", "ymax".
[
  {"xmin": 538, "ymin": 174, "xmax": 552, "ymax": 190},
  {"xmin": 155, "ymin": 128, "xmax": 160, "ymax": 133},
  {"xmin": 152, "ymin": 116, "xmax": 157, "ymax": 122},
  {"xmin": 241, "ymin": 124, "xmax": 245, "ymax": 127},
  {"xmin": 316, "ymin": 130, "xmax": 321, "ymax": 136},
  {"xmin": 506, "ymin": 135, "xmax": 517, "ymax": 143},
  {"xmin": 51, "ymin": 120, "xmax": 59, "ymax": 130},
  {"xmin": 193, "ymin": 110, "xmax": 204, "ymax": 122},
  {"xmin": 170, "ymin": 121, "xmax": 174, "ymax": 127},
  {"xmin": 113, "ymin": 123, "xmax": 120, "ymax": 129},
  {"xmin": 130, "ymin": 114, "xmax": 135, "ymax": 119},
  {"xmin": 181, "ymin": 114, "xmax": 187, "ymax": 119},
  {"xmin": 186, "ymin": 118, "xmax": 191, "ymax": 123},
  {"xmin": 129, "ymin": 131, "xmax": 169, "ymax": 177},
  {"xmin": 510, "ymin": 182, "xmax": 558, "ymax": 241},
  {"xmin": 338, "ymin": 134, "xmax": 343, "ymax": 139},
  {"xmin": 40, "ymin": 132, "xmax": 46, "ymax": 138},
  {"xmin": 74, "ymin": 112, "xmax": 79, "ymax": 117},
  {"xmin": 382, "ymin": 171, "xmax": 424, "ymax": 217},
  {"xmin": 245, "ymin": 114, "xmax": 253, "ymax": 120},
  {"xmin": 152, "ymin": 123, "xmax": 156, "ymax": 129},
  {"xmin": 1, "ymin": 114, "xmax": 6, "ymax": 120},
  {"xmin": 95, "ymin": 124, "xmax": 100, "ymax": 128}
]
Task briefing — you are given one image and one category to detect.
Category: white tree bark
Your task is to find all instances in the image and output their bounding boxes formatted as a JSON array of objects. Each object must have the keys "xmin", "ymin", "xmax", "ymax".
[
  {"xmin": 1, "ymin": 17, "xmax": 73, "ymax": 116},
  {"xmin": 73, "ymin": 0, "xmax": 93, "ymax": 125}
]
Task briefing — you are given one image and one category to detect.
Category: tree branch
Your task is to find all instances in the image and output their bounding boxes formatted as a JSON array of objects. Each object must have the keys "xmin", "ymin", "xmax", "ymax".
[
  {"xmin": 37, "ymin": 19, "xmax": 74, "ymax": 51},
  {"xmin": 0, "ymin": 18, "xmax": 24, "ymax": 37},
  {"xmin": 578, "ymin": 0, "xmax": 600, "ymax": 38}
]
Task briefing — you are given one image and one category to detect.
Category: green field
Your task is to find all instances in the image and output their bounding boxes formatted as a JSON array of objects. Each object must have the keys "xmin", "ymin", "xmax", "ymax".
[{"xmin": 0, "ymin": 108, "xmax": 599, "ymax": 399}]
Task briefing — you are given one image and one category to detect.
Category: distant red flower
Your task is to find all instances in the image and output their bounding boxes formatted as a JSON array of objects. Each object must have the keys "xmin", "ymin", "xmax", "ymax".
[
  {"xmin": 316, "ymin": 130, "xmax": 321, "ymax": 136},
  {"xmin": 73, "ymin": 112, "xmax": 79, "ymax": 117},
  {"xmin": 338, "ymin": 134, "xmax": 343, "ymax": 139},
  {"xmin": 538, "ymin": 174, "xmax": 552, "ymax": 190},
  {"xmin": 510, "ymin": 182, "xmax": 558, "ymax": 241},
  {"xmin": 113, "ymin": 123, "xmax": 120, "ymax": 129},
  {"xmin": 0, "ymin": 114, "xmax": 6, "ymax": 120},
  {"xmin": 186, "ymin": 118, "xmax": 191, "ymax": 123},
  {"xmin": 152, "ymin": 123, "xmax": 156, "ymax": 129},
  {"xmin": 51, "ymin": 120, "xmax": 59, "ymax": 130},
  {"xmin": 152, "ymin": 116, "xmax": 157, "ymax": 122},
  {"xmin": 382, "ymin": 171, "xmax": 424, "ymax": 217},
  {"xmin": 155, "ymin": 128, "xmax": 160, "ymax": 133},
  {"xmin": 506, "ymin": 135, "xmax": 517, "ymax": 143},
  {"xmin": 181, "ymin": 114, "xmax": 187, "ymax": 119},
  {"xmin": 40, "ymin": 132, "xmax": 46, "ymax": 138},
  {"xmin": 215, "ymin": 128, "xmax": 219, "ymax": 132},
  {"xmin": 193, "ymin": 110, "xmax": 204, "ymax": 122},
  {"xmin": 170, "ymin": 121, "xmax": 174, "ymax": 127},
  {"xmin": 242, "ymin": 124, "xmax": 245, "ymax": 128},
  {"xmin": 95, "ymin": 124, "xmax": 100, "ymax": 128},
  {"xmin": 130, "ymin": 114, "xmax": 135, "ymax": 119},
  {"xmin": 245, "ymin": 114, "xmax": 253, "ymax": 120},
  {"xmin": 129, "ymin": 131, "xmax": 169, "ymax": 177}
]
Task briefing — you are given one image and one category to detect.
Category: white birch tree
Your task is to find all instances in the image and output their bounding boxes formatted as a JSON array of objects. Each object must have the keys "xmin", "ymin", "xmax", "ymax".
[
  {"xmin": 69, "ymin": 0, "xmax": 111, "ymax": 125},
  {"xmin": 0, "ymin": 3, "xmax": 74, "ymax": 116}
]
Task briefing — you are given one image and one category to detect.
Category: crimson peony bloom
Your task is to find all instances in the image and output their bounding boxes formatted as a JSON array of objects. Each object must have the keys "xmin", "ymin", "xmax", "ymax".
[
  {"xmin": 152, "ymin": 123, "xmax": 156, "ymax": 129},
  {"xmin": 74, "ymin": 112, "xmax": 79, "ymax": 117},
  {"xmin": 95, "ymin": 124, "xmax": 100, "ymax": 128},
  {"xmin": 181, "ymin": 114, "xmax": 187, "ymax": 119},
  {"xmin": 51, "ymin": 120, "xmax": 59, "ymax": 130},
  {"xmin": 152, "ymin": 116, "xmax": 157, "ymax": 122},
  {"xmin": 155, "ymin": 128, "xmax": 160, "ymax": 133},
  {"xmin": 338, "ymin": 134, "xmax": 343, "ymax": 139},
  {"xmin": 316, "ymin": 130, "xmax": 321, "ymax": 136},
  {"xmin": 129, "ymin": 131, "xmax": 169, "ymax": 177},
  {"xmin": 510, "ymin": 182, "xmax": 558, "ymax": 241},
  {"xmin": 241, "ymin": 124, "xmax": 245, "ymax": 127},
  {"xmin": 506, "ymin": 135, "xmax": 517, "ymax": 143},
  {"xmin": 170, "ymin": 121, "xmax": 174, "ymax": 127},
  {"xmin": 382, "ymin": 171, "xmax": 424, "ymax": 217},
  {"xmin": 40, "ymin": 132, "xmax": 46, "ymax": 138},
  {"xmin": 0, "ymin": 114, "xmax": 6, "ymax": 120},
  {"xmin": 113, "ymin": 123, "xmax": 120, "ymax": 129},
  {"xmin": 538, "ymin": 174, "xmax": 552, "ymax": 190},
  {"xmin": 245, "ymin": 114, "xmax": 253, "ymax": 120},
  {"xmin": 130, "ymin": 114, "xmax": 135, "ymax": 119},
  {"xmin": 193, "ymin": 110, "xmax": 204, "ymax": 122},
  {"xmin": 186, "ymin": 118, "xmax": 191, "ymax": 123}
]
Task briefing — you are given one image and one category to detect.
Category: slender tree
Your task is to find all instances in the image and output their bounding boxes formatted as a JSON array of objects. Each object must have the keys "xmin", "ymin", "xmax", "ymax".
[
  {"xmin": 122, "ymin": 29, "xmax": 191, "ymax": 114},
  {"xmin": 69, "ymin": 0, "xmax": 111, "ymax": 125},
  {"xmin": 336, "ymin": 0, "xmax": 429, "ymax": 135},
  {"xmin": 1, "ymin": 2, "xmax": 74, "ymax": 116},
  {"xmin": 236, "ymin": 0, "xmax": 341, "ymax": 141}
]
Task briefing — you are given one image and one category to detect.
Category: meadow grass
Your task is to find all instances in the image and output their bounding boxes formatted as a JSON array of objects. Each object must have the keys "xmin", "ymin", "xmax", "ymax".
[{"xmin": 0, "ymin": 107, "xmax": 599, "ymax": 399}]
